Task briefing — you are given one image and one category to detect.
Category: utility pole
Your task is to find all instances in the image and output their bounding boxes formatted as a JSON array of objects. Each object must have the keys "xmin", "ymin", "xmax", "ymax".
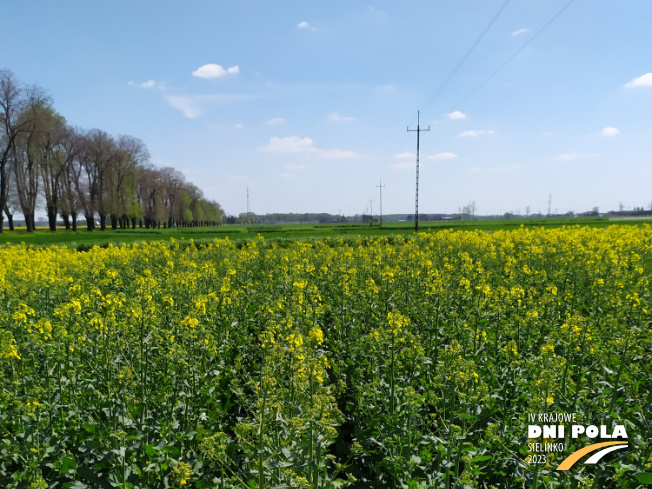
[
  {"xmin": 548, "ymin": 193, "xmax": 552, "ymax": 218},
  {"xmin": 247, "ymin": 187, "xmax": 250, "ymax": 222},
  {"xmin": 407, "ymin": 111, "xmax": 430, "ymax": 232},
  {"xmin": 376, "ymin": 179, "xmax": 385, "ymax": 226}
]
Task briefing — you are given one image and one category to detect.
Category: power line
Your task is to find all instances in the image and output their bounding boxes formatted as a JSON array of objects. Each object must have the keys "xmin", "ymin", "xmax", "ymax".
[
  {"xmin": 395, "ymin": 1, "xmax": 511, "ymax": 169},
  {"xmin": 421, "ymin": 0, "xmax": 512, "ymax": 114},
  {"xmin": 451, "ymin": 0, "xmax": 578, "ymax": 110}
]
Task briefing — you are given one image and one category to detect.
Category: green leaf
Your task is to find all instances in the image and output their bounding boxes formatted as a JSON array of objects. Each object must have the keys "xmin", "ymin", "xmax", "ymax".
[
  {"xmin": 634, "ymin": 473, "xmax": 652, "ymax": 485},
  {"xmin": 473, "ymin": 455, "xmax": 492, "ymax": 462},
  {"xmin": 67, "ymin": 482, "xmax": 89, "ymax": 489},
  {"xmin": 60, "ymin": 456, "xmax": 77, "ymax": 475}
]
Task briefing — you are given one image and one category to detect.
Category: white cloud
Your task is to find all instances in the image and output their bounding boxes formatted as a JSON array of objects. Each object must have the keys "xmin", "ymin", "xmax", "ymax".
[
  {"xmin": 267, "ymin": 118, "xmax": 286, "ymax": 125},
  {"xmin": 129, "ymin": 80, "xmax": 165, "ymax": 90},
  {"xmin": 262, "ymin": 136, "xmax": 315, "ymax": 153},
  {"xmin": 166, "ymin": 94, "xmax": 257, "ymax": 118},
  {"xmin": 260, "ymin": 136, "xmax": 358, "ymax": 159},
  {"xmin": 391, "ymin": 152, "xmax": 415, "ymax": 169},
  {"xmin": 328, "ymin": 112, "xmax": 354, "ymax": 122},
  {"xmin": 376, "ymin": 84, "xmax": 396, "ymax": 91},
  {"xmin": 297, "ymin": 21, "xmax": 317, "ymax": 31},
  {"xmin": 393, "ymin": 152, "xmax": 415, "ymax": 160},
  {"xmin": 600, "ymin": 127, "xmax": 619, "ymax": 137},
  {"xmin": 428, "ymin": 152, "xmax": 458, "ymax": 161},
  {"xmin": 557, "ymin": 151, "xmax": 599, "ymax": 161},
  {"xmin": 192, "ymin": 64, "xmax": 239, "ymax": 79},
  {"xmin": 234, "ymin": 124, "xmax": 244, "ymax": 129},
  {"xmin": 511, "ymin": 28, "xmax": 529, "ymax": 37},
  {"xmin": 624, "ymin": 73, "xmax": 652, "ymax": 88},
  {"xmin": 459, "ymin": 129, "xmax": 495, "ymax": 138},
  {"xmin": 166, "ymin": 96, "xmax": 203, "ymax": 118},
  {"xmin": 446, "ymin": 111, "xmax": 466, "ymax": 120},
  {"xmin": 468, "ymin": 167, "xmax": 482, "ymax": 174},
  {"xmin": 279, "ymin": 172, "xmax": 296, "ymax": 179}
]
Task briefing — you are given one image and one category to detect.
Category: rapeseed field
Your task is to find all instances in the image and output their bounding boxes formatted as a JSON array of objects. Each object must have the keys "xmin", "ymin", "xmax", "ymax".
[{"xmin": 0, "ymin": 226, "xmax": 650, "ymax": 488}]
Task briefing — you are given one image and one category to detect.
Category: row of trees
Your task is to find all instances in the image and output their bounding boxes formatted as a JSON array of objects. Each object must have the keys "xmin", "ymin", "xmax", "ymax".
[{"xmin": 0, "ymin": 68, "xmax": 225, "ymax": 232}]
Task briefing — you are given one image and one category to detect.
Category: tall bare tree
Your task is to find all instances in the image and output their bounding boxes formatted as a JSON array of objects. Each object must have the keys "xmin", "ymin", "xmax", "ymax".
[
  {"xmin": 59, "ymin": 126, "xmax": 86, "ymax": 231},
  {"xmin": 87, "ymin": 129, "xmax": 119, "ymax": 230},
  {"xmin": 37, "ymin": 108, "xmax": 67, "ymax": 231},
  {"xmin": 0, "ymin": 69, "xmax": 29, "ymax": 233},
  {"xmin": 11, "ymin": 85, "xmax": 52, "ymax": 232},
  {"xmin": 68, "ymin": 129, "xmax": 96, "ymax": 230}
]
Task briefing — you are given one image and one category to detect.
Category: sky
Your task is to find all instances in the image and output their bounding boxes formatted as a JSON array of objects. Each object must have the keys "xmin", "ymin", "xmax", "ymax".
[{"xmin": 2, "ymin": 0, "xmax": 651, "ymax": 217}]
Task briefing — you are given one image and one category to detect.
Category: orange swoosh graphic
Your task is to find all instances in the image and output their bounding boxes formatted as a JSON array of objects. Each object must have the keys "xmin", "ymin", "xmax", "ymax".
[{"xmin": 556, "ymin": 441, "xmax": 628, "ymax": 470}]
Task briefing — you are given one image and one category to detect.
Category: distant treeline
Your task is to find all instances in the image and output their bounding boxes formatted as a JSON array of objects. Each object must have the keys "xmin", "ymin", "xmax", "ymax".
[
  {"xmin": 234, "ymin": 212, "xmax": 460, "ymax": 224},
  {"xmin": 0, "ymin": 68, "xmax": 225, "ymax": 232}
]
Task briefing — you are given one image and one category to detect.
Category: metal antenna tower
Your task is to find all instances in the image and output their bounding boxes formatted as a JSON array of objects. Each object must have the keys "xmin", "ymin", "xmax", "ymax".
[
  {"xmin": 376, "ymin": 179, "xmax": 386, "ymax": 226},
  {"xmin": 407, "ymin": 111, "xmax": 430, "ymax": 232},
  {"xmin": 548, "ymin": 193, "xmax": 552, "ymax": 217}
]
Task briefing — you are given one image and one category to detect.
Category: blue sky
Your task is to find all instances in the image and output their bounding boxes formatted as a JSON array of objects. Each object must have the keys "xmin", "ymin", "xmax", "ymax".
[{"xmin": 2, "ymin": 0, "xmax": 651, "ymax": 217}]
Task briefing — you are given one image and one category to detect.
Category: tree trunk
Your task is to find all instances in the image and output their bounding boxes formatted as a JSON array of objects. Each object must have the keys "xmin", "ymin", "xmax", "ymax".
[
  {"xmin": 111, "ymin": 214, "xmax": 118, "ymax": 230},
  {"xmin": 71, "ymin": 213, "xmax": 78, "ymax": 232},
  {"xmin": 26, "ymin": 212, "xmax": 35, "ymax": 233},
  {"xmin": 85, "ymin": 213, "xmax": 94, "ymax": 231},
  {"xmin": 47, "ymin": 205, "xmax": 57, "ymax": 231},
  {"xmin": 62, "ymin": 214, "xmax": 71, "ymax": 230},
  {"xmin": 7, "ymin": 213, "xmax": 13, "ymax": 231},
  {"xmin": 131, "ymin": 217, "xmax": 136, "ymax": 229}
]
